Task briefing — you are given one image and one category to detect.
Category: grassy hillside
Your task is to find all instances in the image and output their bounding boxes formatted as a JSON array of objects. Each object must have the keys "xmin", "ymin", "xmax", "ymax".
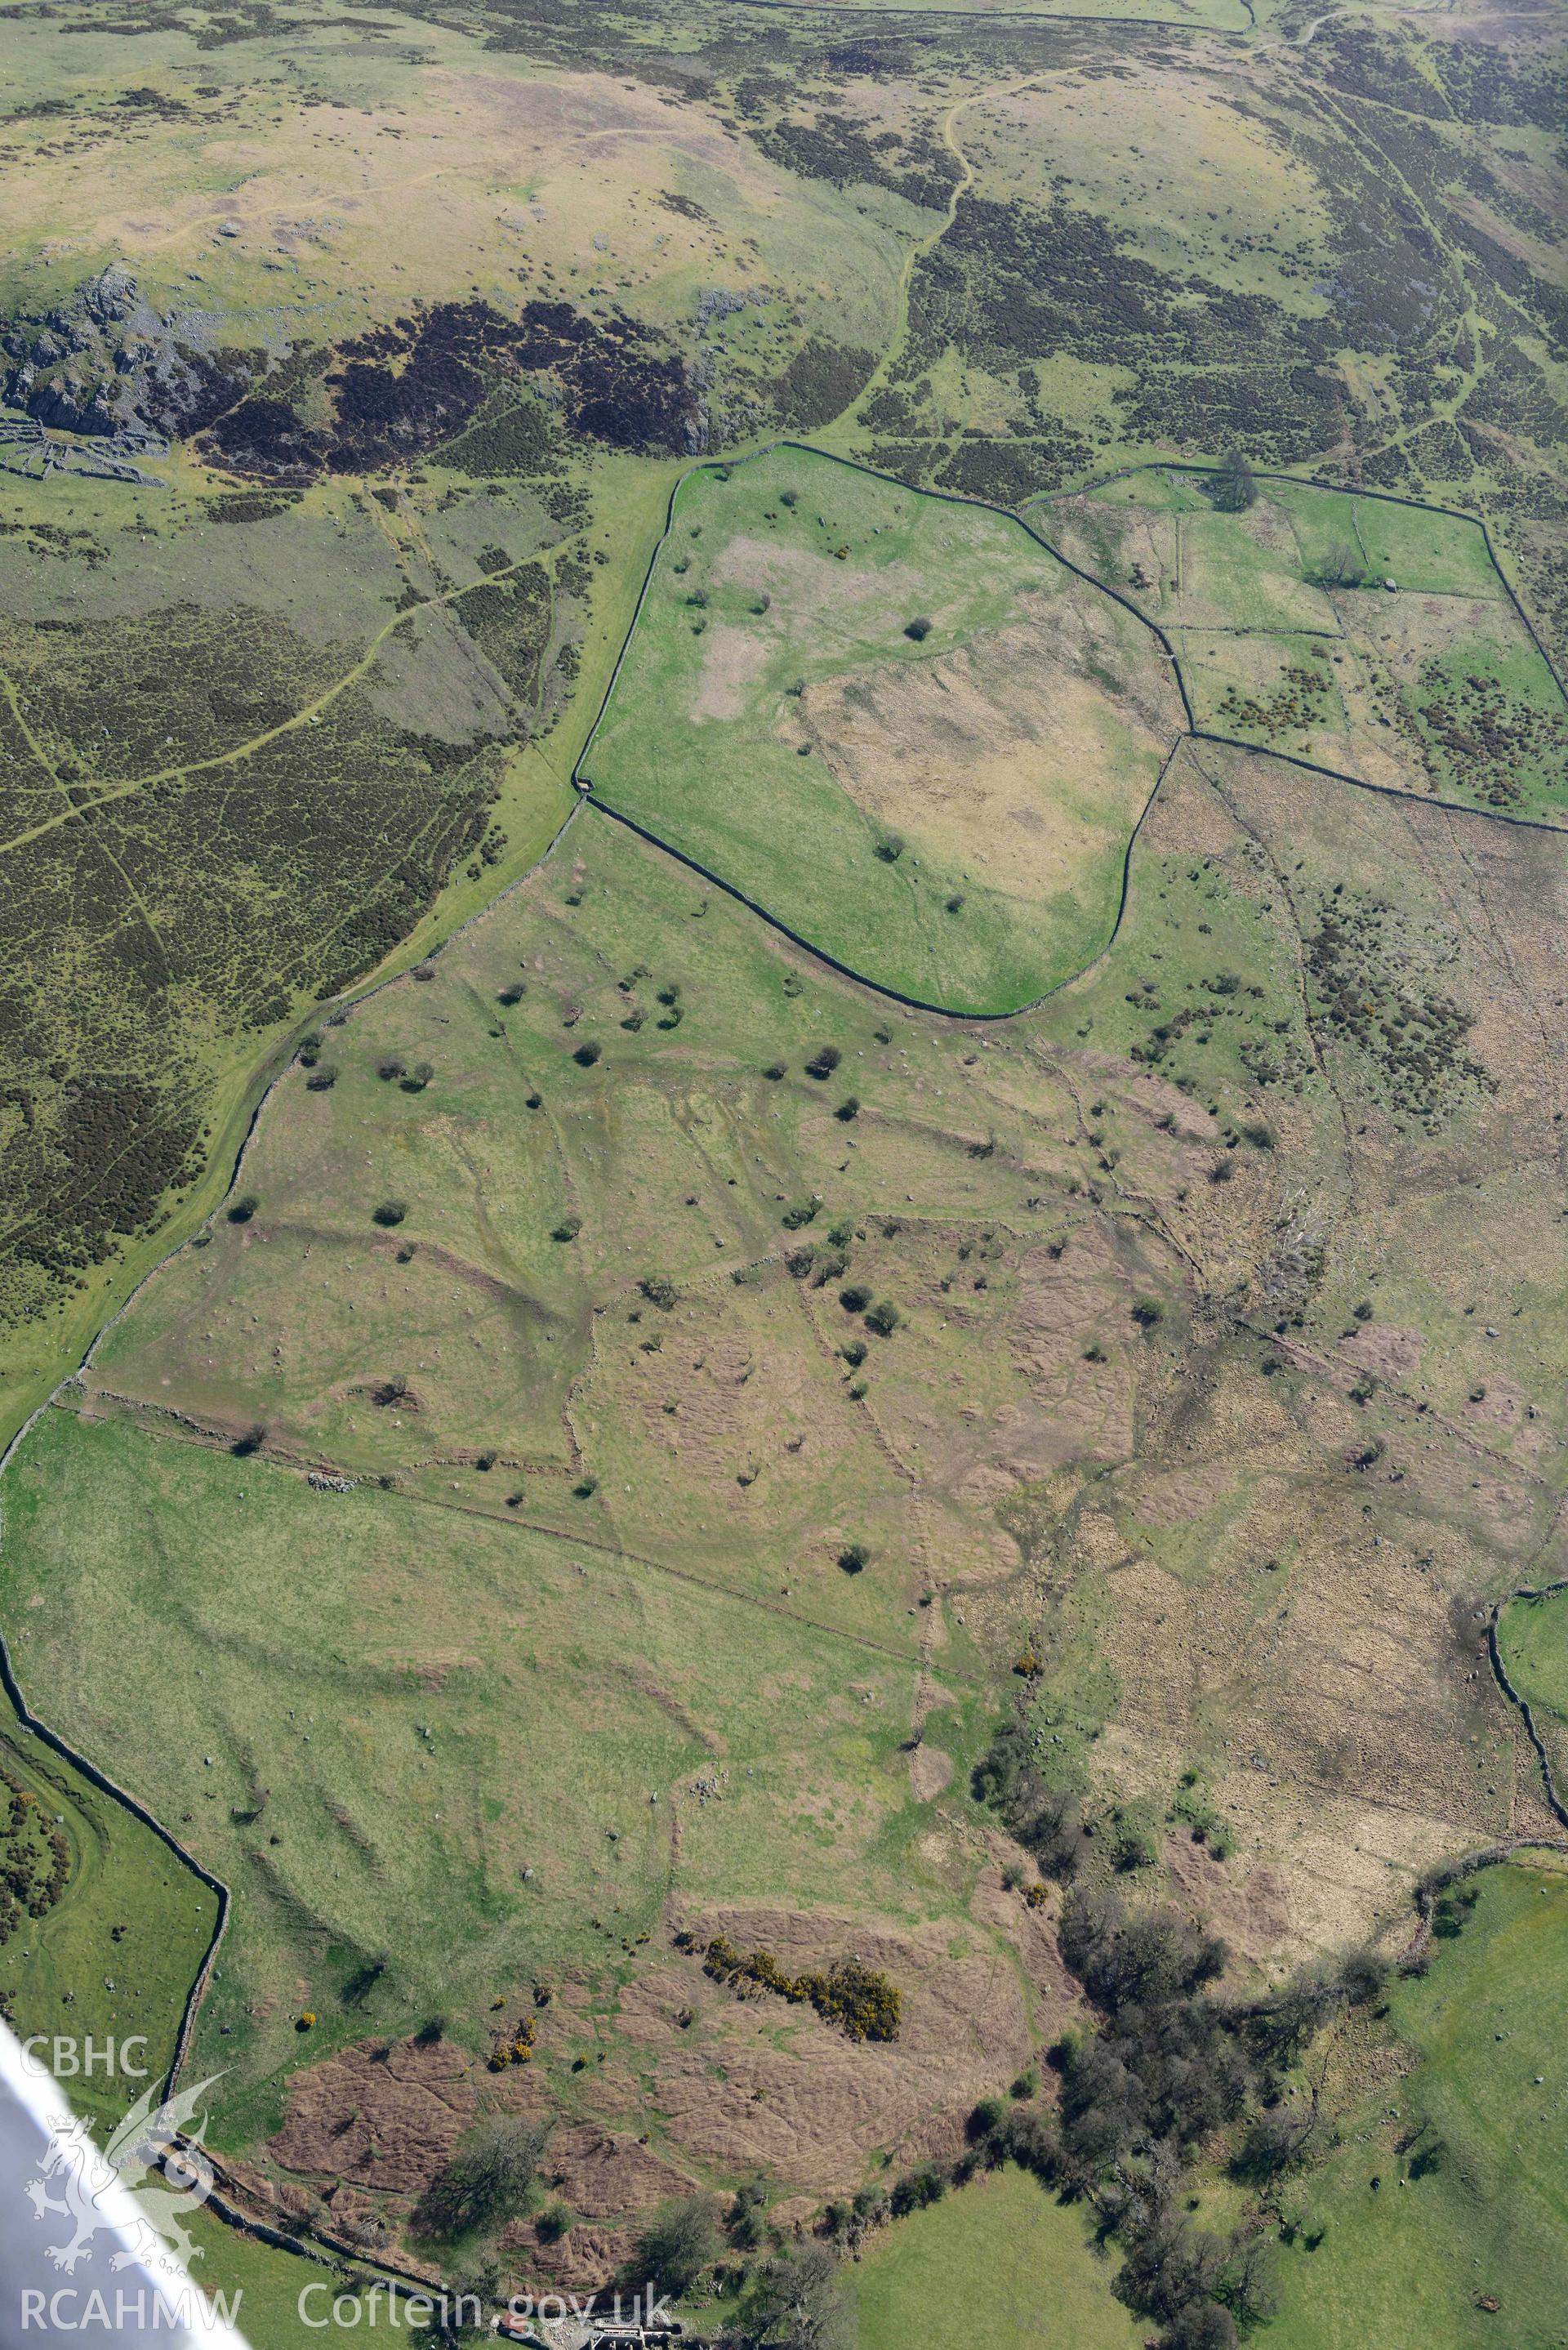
[
  {"xmin": 1045, "ymin": 473, "xmax": 1567, "ymax": 820},
  {"xmin": 583, "ymin": 445, "xmax": 1180, "ymax": 1011},
  {"xmin": 1270, "ymin": 1857, "xmax": 1568, "ymax": 2350},
  {"xmin": 847, "ymin": 2164, "xmax": 1145, "ymax": 2350}
]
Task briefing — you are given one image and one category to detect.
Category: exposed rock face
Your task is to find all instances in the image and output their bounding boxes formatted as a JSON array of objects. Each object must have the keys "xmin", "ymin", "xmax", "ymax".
[
  {"xmin": 2, "ymin": 265, "xmax": 701, "ymax": 473},
  {"xmin": 2, "ymin": 264, "xmax": 248, "ymax": 439}
]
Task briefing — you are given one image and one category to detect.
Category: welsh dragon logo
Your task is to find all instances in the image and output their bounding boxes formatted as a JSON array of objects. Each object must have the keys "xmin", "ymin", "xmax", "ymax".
[{"xmin": 24, "ymin": 2074, "xmax": 222, "ymax": 2279}]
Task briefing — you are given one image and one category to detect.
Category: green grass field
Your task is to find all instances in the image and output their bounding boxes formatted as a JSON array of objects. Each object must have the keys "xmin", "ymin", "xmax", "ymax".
[
  {"xmin": 0, "ymin": 1706, "xmax": 217, "ymax": 2126},
  {"xmin": 172, "ymin": 2210, "xmax": 368, "ymax": 2350},
  {"xmin": 1042, "ymin": 472, "xmax": 1568, "ymax": 820},
  {"xmin": 1497, "ymin": 1588, "xmax": 1568, "ymax": 1785},
  {"xmin": 583, "ymin": 445, "xmax": 1180, "ymax": 1012},
  {"xmin": 847, "ymin": 2164, "xmax": 1145, "ymax": 2350},
  {"xmin": 0, "ymin": 1400, "xmax": 990, "ymax": 2151},
  {"xmin": 1269, "ymin": 1857, "xmax": 1568, "ymax": 2350}
]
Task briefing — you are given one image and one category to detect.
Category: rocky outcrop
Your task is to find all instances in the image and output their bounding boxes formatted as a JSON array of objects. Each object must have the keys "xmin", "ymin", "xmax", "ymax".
[{"xmin": 3, "ymin": 263, "xmax": 251, "ymax": 439}]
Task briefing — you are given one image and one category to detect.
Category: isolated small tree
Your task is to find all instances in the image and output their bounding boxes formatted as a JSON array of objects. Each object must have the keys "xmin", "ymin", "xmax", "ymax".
[
  {"xmin": 231, "ymin": 1423, "xmax": 267, "ymax": 1458},
  {"xmin": 623, "ymin": 2195, "xmax": 723, "ymax": 2300},
  {"xmin": 873, "ymin": 832, "xmax": 905, "ymax": 863},
  {"xmin": 227, "ymin": 1193, "xmax": 258, "ymax": 1224},
  {"xmin": 377, "ymin": 1057, "xmax": 407, "ymax": 1083},
  {"xmin": 640, "ymin": 1273, "xmax": 678, "ymax": 1310},
  {"xmin": 1322, "ymin": 537, "xmax": 1362, "ymax": 588},
  {"xmin": 572, "ymin": 1039, "xmax": 601, "ymax": 1068},
  {"xmin": 863, "ymin": 1299, "xmax": 901, "ymax": 1337},
  {"xmin": 415, "ymin": 2117, "xmax": 548, "ymax": 2240},
  {"xmin": 372, "ymin": 1199, "xmax": 408, "ymax": 1227},
  {"xmin": 834, "ymin": 1096, "xmax": 860, "ymax": 1122},
  {"xmin": 804, "ymin": 1045, "xmax": 842, "ymax": 1080},
  {"xmin": 1209, "ymin": 452, "xmax": 1256, "ymax": 512},
  {"xmin": 903, "ymin": 617, "xmax": 932, "ymax": 641},
  {"xmin": 838, "ymin": 1542, "xmax": 869, "ymax": 1574}
]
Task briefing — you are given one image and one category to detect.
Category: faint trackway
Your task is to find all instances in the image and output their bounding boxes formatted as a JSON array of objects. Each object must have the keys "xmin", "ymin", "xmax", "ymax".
[
  {"xmin": 0, "ymin": 792, "xmax": 586, "ymax": 2104},
  {"xmin": 74, "ymin": 1382, "xmax": 955, "ymax": 1682},
  {"xmin": 0, "ymin": 542, "xmax": 554, "ymax": 863},
  {"xmin": 2, "ymin": 58, "xmax": 1566, "ymax": 2146},
  {"xmin": 845, "ymin": 69, "xmax": 1048, "ymax": 429}
]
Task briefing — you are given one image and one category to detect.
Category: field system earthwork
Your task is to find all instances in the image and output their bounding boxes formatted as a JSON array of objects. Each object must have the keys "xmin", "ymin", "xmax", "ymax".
[{"xmin": 0, "ymin": 0, "xmax": 1566, "ymax": 2345}]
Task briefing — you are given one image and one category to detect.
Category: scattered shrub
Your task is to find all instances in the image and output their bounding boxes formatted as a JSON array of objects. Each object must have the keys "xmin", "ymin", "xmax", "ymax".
[
  {"xmin": 863, "ymin": 1298, "xmax": 901, "ymax": 1336},
  {"xmin": 697, "ymin": 1933, "xmax": 900, "ymax": 2041}
]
